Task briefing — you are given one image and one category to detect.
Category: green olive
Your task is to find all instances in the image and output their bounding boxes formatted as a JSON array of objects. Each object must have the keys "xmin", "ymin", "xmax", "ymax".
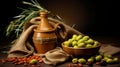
[
  {"xmin": 106, "ymin": 58, "xmax": 113, "ymax": 64},
  {"xmin": 85, "ymin": 39, "xmax": 94, "ymax": 44},
  {"xmin": 105, "ymin": 55, "xmax": 112, "ymax": 58},
  {"xmin": 82, "ymin": 36, "xmax": 89, "ymax": 41},
  {"xmin": 72, "ymin": 58, "xmax": 78, "ymax": 63},
  {"xmin": 87, "ymin": 58, "xmax": 94, "ymax": 63},
  {"xmin": 73, "ymin": 46, "xmax": 79, "ymax": 48},
  {"xmin": 77, "ymin": 39, "xmax": 84, "ymax": 44},
  {"xmin": 78, "ymin": 58, "xmax": 86, "ymax": 64},
  {"xmin": 113, "ymin": 57, "xmax": 119, "ymax": 63},
  {"xmin": 72, "ymin": 34, "xmax": 78, "ymax": 40},
  {"xmin": 72, "ymin": 41, "xmax": 77, "ymax": 46},
  {"xmin": 77, "ymin": 42, "xmax": 85, "ymax": 48},
  {"xmin": 95, "ymin": 55, "xmax": 102, "ymax": 61},
  {"xmin": 93, "ymin": 41, "xmax": 99, "ymax": 47},
  {"xmin": 86, "ymin": 44, "xmax": 93, "ymax": 48},
  {"xmin": 30, "ymin": 59, "xmax": 38, "ymax": 64},
  {"xmin": 68, "ymin": 39, "xmax": 73, "ymax": 44},
  {"xmin": 104, "ymin": 56, "xmax": 109, "ymax": 61},
  {"xmin": 63, "ymin": 41, "xmax": 70, "ymax": 47},
  {"xmin": 76, "ymin": 35, "xmax": 82, "ymax": 41}
]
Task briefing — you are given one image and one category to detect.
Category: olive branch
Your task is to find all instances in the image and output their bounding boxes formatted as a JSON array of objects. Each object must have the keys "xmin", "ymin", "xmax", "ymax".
[{"xmin": 6, "ymin": 0, "xmax": 47, "ymax": 38}]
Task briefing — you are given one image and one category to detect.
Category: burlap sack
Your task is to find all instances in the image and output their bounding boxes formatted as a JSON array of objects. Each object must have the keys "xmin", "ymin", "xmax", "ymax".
[
  {"xmin": 8, "ymin": 25, "xmax": 37, "ymax": 57},
  {"xmin": 35, "ymin": 47, "xmax": 70, "ymax": 65}
]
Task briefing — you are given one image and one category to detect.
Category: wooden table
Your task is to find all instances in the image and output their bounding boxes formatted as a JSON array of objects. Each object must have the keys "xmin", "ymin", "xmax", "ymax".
[{"xmin": 0, "ymin": 36, "xmax": 120, "ymax": 67}]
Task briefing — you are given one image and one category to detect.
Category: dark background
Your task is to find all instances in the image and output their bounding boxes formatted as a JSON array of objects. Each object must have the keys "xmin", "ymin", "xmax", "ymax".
[{"xmin": 0, "ymin": 0, "xmax": 119, "ymax": 43}]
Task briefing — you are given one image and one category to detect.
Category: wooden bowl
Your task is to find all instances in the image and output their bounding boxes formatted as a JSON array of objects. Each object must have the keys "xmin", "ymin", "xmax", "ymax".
[{"xmin": 62, "ymin": 43, "xmax": 101, "ymax": 57}]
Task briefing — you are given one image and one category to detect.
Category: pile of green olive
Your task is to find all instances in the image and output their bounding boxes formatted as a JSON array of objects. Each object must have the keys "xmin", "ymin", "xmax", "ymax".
[
  {"xmin": 72, "ymin": 52, "xmax": 119, "ymax": 65},
  {"xmin": 63, "ymin": 34, "xmax": 99, "ymax": 48}
]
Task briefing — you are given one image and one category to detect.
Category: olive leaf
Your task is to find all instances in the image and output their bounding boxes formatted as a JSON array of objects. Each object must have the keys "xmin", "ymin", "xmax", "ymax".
[{"xmin": 6, "ymin": 0, "xmax": 47, "ymax": 38}]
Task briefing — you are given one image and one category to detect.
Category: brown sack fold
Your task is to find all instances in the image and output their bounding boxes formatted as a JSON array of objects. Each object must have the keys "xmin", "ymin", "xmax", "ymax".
[{"xmin": 8, "ymin": 25, "xmax": 37, "ymax": 57}]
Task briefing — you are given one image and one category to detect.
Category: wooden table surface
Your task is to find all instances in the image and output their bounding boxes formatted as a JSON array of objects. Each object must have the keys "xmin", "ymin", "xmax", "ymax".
[{"xmin": 0, "ymin": 36, "xmax": 120, "ymax": 67}]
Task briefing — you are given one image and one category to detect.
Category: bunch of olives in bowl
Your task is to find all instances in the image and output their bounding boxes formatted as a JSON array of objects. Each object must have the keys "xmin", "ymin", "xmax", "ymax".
[{"xmin": 62, "ymin": 34, "xmax": 101, "ymax": 57}]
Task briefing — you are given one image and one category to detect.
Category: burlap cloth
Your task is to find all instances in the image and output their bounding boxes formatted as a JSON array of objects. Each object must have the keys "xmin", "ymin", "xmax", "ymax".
[
  {"xmin": 35, "ymin": 47, "xmax": 70, "ymax": 65},
  {"xmin": 7, "ymin": 17, "xmax": 120, "ymax": 65},
  {"xmin": 99, "ymin": 44, "xmax": 120, "ymax": 55}
]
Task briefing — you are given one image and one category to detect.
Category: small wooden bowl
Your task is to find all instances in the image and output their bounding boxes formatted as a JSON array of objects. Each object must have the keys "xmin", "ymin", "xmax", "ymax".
[{"xmin": 62, "ymin": 43, "xmax": 101, "ymax": 57}]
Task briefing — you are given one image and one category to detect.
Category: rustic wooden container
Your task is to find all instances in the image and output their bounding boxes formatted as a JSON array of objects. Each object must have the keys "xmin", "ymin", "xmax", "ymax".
[{"xmin": 62, "ymin": 43, "xmax": 101, "ymax": 57}]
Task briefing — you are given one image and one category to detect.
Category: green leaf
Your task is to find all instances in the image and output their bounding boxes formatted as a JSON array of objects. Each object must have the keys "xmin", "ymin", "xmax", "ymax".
[
  {"xmin": 6, "ymin": 0, "xmax": 47, "ymax": 38},
  {"xmin": 18, "ymin": 11, "xmax": 39, "ymax": 29}
]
